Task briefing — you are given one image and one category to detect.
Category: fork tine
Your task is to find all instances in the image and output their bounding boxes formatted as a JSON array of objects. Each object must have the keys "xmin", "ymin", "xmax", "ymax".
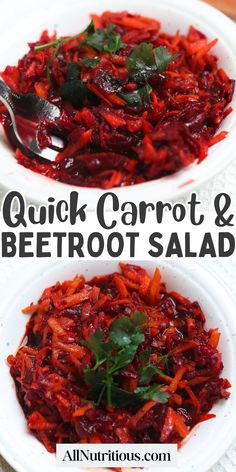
[
  {"xmin": 5, "ymin": 120, "xmax": 54, "ymax": 163},
  {"xmin": 0, "ymin": 79, "xmax": 62, "ymax": 162}
]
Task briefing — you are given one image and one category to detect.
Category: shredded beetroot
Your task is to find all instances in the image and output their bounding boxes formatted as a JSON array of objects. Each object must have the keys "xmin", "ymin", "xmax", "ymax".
[
  {"xmin": 0, "ymin": 11, "xmax": 235, "ymax": 189},
  {"xmin": 8, "ymin": 264, "xmax": 230, "ymax": 452}
]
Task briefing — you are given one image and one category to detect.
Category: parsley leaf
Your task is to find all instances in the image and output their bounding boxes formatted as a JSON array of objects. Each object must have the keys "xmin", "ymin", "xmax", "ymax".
[
  {"xmin": 35, "ymin": 20, "xmax": 96, "ymax": 82},
  {"xmin": 66, "ymin": 63, "xmax": 80, "ymax": 80},
  {"xmin": 84, "ymin": 368, "xmax": 106, "ymax": 386},
  {"xmin": 34, "ymin": 19, "xmax": 125, "ymax": 82},
  {"xmin": 81, "ymin": 314, "xmax": 145, "ymax": 406},
  {"xmin": 81, "ymin": 331, "xmax": 112, "ymax": 369},
  {"xmin": 82, "ymin": 23, "xmax": 126, "ymax": 55},
  {"xmin": 120, "ymin": 83, "xmax": 152, "ymax": 109},
  {"xmin": 131, "ymin": 311, "xmax": 146, "ymax": 326},
  {"xmin": 77, "ymin": 57, "xmax": 100, "ymax": 67},
  {"xmin": 110, "ymin": 385, "xmax": 137, "ymax": 408},
  {"xmin": 84, "ymin": 20, "xmax": 95, "ymax": 35},
  {"xmin": 81, "ymin": 312, "xmax": 169, "ymax": 409},
  {"xmin": 139, "ymin": 364, "xmax": 164, "ymax": 385},
  {"xmin": 82, "ymin": 28, "xmax": 106, "ymax": 52},
  {"xmin": 103, "ymin": 24, "xmax": 126, "ymax": 55},
  {"xmin": 154, "ymin": 46, "xmax": 178, "ymax": 73},
  {"xmin": 111, "ymin": 344, "xmax": 138, "ymax": 373},
  {"xmin": 135, "ymin": 385, "xmax": 169, "ymax": 403},
  {"xmin": 109, "ymin": 312, "xmax": 145, "ymax": 347},
  {"xmin": 126, "ymin": 42, "xmax": 157, "ymax": 82},
  {"xmin": 84, "ymin": 369, "xmax": 107, "ymax": 405},
  {"xmin": 59, "ymin": 62, "xmax": 89, "ymax": 107},
  {"xmin": 60, "ymin": 80, "xmax": 88, "ymax": 107},
  {"xmin": 60, "ymin": 60, "xmax": 101, "ymax": 107},
  {"xmin": 139, "ymin": 348, "xmax": 152, "ymax": 363},
  {"xmin": 157, "ymin": 353, "xmax": 169, "ymax": 365},
  {"xmin": 126, "ymin": 42, "xmax": 177, "ymax": 83}
]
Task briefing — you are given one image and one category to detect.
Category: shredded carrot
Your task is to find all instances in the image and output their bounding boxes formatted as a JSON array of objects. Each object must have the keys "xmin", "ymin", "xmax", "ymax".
[
  {"xmin": 188, "ymin": 376, "xmax": 210, "ymax": 387},
  {"xmin": 120, "ymin": 276, "xmax": 139, "ymax": 291},
  {"xmin": 170, "ymin": 340, "xmax": 198, "ymax": 356},
  {"xmin": 210, "ymin": 131, "xmax": 228, "ymax": 146},
  {"xmin": 53, "ymin": 289, "xmax": 91, "ymax": 310},
  {"xmin": 160, "ymin": 407, "xmax": 175, "ymax": 441},
  {"xmin": 173, "ymin": 410, "xmax": 189, "ymax": 439},
  {"xmin": 73, "ymin": 404, "xmax": 93, "ymax": 417},
  {"xmin": 209, "ymin": 329, "xmax": 220, "ymax": 348},
  {"xmin": 101, "ymin": 111, "xmax": 126, "ymax": 129},
  {"xmin": 47, "ymin": 317, "xmax": 67, "ymax": 337},
  {"xmin": 129, "ymin": 401, "xmax": 156, "ymax": 428},
  {"xmin": 148, "ymin": 268, "xmax": 161, "ymax": 305},
  {"xmin": 113, "ymin": 274, "xmax": 129, "ymax": 298},
  {"xmin": 89, "ymin": 436, "xmax": 102, "ymax": 444},
  {"xmin": 93, "ymin": 294, "xmax": 110, "ymax": 310},
  {"xmin": 185, "ymin": 386, "xmax": 200, "ymax": 412},
  {"xmin": 195, "ymin": 38, "xmax": 218, "ymax": 60},
  {"xmin": 22, "ymin": 303, "xmax": 39, "ymax": 314},
  {"xmin": 169, "ymin": 366, "xmax": 187, "ymax": 393},
  {"xmin": 198, "ymin": 413, "xmax": 216, "ymax": 423},
  {"xmin": 109, "ymin": 298, "xmax": 132, "ymax": 306}
]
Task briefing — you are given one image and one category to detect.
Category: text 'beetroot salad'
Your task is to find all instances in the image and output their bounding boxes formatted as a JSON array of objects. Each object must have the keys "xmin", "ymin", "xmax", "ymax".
[
  {"xmin": 0, "ymin": 12, "xmax": 235, "ymax": 189},
  {"xmin": 8, "ymin": 264, "xmax": 230, "ymax": 452}
]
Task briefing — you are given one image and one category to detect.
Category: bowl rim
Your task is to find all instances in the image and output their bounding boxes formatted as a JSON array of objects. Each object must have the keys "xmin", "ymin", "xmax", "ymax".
[
  {"xmin": 0, "ymin": 260, "xmax": 236, "ymax": 472},
  {"xmin": 0, "ymin": 0, "xmax": 236, "ymax": 207}
]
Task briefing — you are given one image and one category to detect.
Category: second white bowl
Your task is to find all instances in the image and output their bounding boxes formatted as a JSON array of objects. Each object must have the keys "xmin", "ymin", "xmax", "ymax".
[{"xmin": 0, "ymin": 260, "xmax": 236, "ymax": 472}]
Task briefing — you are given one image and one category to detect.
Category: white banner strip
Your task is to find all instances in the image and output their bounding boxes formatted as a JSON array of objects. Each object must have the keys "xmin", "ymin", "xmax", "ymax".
[{"xmin": 56, "ymin": 443, "xmax": 178, "ymax": 468}]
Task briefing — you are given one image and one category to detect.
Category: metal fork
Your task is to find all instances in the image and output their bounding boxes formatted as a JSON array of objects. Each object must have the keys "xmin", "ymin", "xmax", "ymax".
[{"xmin": 0, "ymin": 79, "xmax": 64, "ymax": 162}]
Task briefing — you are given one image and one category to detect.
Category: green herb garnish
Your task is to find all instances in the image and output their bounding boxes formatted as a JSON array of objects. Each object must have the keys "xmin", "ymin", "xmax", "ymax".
[
  {"xmin": 157, "ymin": 353, "xmax": 171, "ymax": 375},
  {"xmin": 120, "ymin": 43, "xmax": 177, "ymax": 108},
  {"xmin": 157, "ymin": 353, "xmax": 169, "ymax": 365},
  {"xmin": 135, "ymin": 385, "xmax": 169, "ymax": 403},
  {"xmin": 82, "ymin": 312, "xmax": 169, "ymax": 408},
  {"xmin": 34, "ymin": 20, "xmax": 95, "ymax": 52},
  {"xmin": 65, "ymin": 62, "xmax": 80, "ymax": 80},
  {"xmin": 82, "ymin": 331, "xmax": 113, "ymax": 369},
  {"xmin": 81, "ymin": 28, "xmax": 106, "ymax": 52},
  {"xmin": 120, "ymin": 83, "xmax": 152, "ymax": 109},
  {"xmin": 34, "ymin": 20, "xmax": 96, "ymax": 82},
  {"xmin": 139, "ymin": 364, "xmax": 164, "ymax": 384},
  {"xmin": 46, "ymin": 42, "xmax": 61, "ymax": 83},
  {"xmin": 103, "ymin": 24, "xmax": 127, "ymax": 55},
  {"xmin": 139, "ymin": 347, "xmax": 152, "ymax": 363},
  {"xmin": 34, "ymin": 20, "xmax": 125, "ymax": 83},
  {"xmin": 60, "ymin": 79, "xmax": 88, "ymax": 108},
  {"xmin": 154, "ymin": 46, "xmax": 178, "ymax": 73},
  {"xmin": 85, "ymin": 20, "xmax": 96, "ymax": 35},
  {"xmin": 109, "ymin": 311, "xmax": 145, "ymax": 347},
  {"xmin": 81, "ymin": 23, "xmax": 126, "ymax": 55},
  {"xmin": 59, "ymin": 62, "xmax": 89, "ymax": 107},
  {"xmin": 126, "ymin": 42, "xmax": 178, "ymax": 83},
  {"xmin": 77, "ymin": 57, "xmax": 100, "ymax": 67}
]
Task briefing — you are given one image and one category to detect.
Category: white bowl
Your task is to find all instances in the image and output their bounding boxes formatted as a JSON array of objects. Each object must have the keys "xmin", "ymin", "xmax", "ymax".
[
  {"xmin": 0, "ymin": 0, "xmax": 236, "ymax": 207},
  {"xmin": 0, "ymin": 260, "xmax": 236, "ymax": 472}
]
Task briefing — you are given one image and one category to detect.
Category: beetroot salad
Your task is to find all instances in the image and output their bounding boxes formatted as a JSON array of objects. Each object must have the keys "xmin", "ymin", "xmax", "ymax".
[
  {"xmin": 0, "ymin": 11, "xmax": 235, "ymax": 189},
  {"xmin": 8, "ymin": 263, "xmax": 230, "ymax": 451}
]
